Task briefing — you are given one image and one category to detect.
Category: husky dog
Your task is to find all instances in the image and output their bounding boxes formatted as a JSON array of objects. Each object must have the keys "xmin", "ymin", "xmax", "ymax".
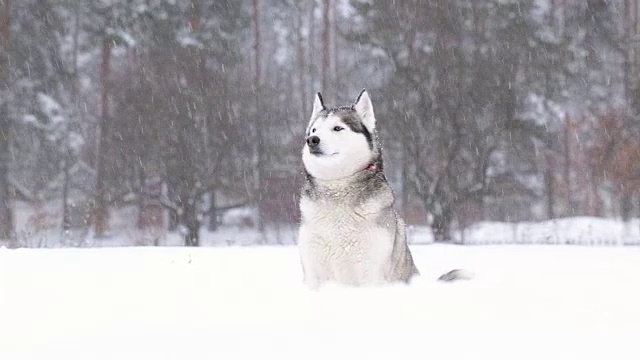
[{"xmin": 298, "ymin": 89, "xmax": 419, "ymax": 288}]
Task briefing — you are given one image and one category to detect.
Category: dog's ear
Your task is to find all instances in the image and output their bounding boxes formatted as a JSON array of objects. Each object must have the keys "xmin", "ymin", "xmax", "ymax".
[
  {"xmin": 354, "ymin": 89, "xmax": 375, "ymax": 131},
  {"xmin": 311, "ymin": 92, "xmax": 325, "ymax": 119}
]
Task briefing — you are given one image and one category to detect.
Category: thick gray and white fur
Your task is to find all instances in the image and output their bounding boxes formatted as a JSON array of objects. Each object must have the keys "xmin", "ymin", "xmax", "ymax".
[{"xmin": 298, "ymin": 89, "xmax": 420, "ymax": 289}]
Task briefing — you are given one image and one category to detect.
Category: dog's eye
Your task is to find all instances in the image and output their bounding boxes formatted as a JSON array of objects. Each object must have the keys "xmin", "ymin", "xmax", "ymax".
[
  {"xmin": 312, "ymin": 128, "xmax": 316, "ymax": 133},
  {"xmin": 333, "ymin": 126, "xmax": 344, "ymax": 132}
]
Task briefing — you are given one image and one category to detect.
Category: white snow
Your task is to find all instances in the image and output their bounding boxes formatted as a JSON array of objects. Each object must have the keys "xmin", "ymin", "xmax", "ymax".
[
  {"xmin": 177, "ymin": 33, "xmax": 203, "ymax": 49},
  {"xmin": 105, "ymin": 28, "xmax": 137, "ymax": 48},
  {"xmin": 520, "ymin": 93, "xmax": 565, "ymax": 127},
  {"xmin": 36, "ymin": 93, "xmax": 65, "ymax": 126},
  {"xmin": 6, "ymin": 200, "xmax": 640, "ymax": 247},
  {"xmin": 1, "ymin": 244, "xmax": 639, "ymax": 360},
  {"xmin": 458, "ymin": 217, "xmax": 640, "ymax": 246}
]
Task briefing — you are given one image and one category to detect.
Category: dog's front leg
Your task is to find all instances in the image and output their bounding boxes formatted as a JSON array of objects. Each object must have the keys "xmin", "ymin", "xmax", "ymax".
[{"xmin": 300, "ymin": 259, "xmax": 322, "ymax": 289}]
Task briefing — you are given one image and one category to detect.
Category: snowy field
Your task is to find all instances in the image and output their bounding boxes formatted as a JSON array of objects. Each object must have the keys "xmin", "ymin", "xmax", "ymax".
[
  {"xmin": 2, "ymin": 244, "xmax": 640, "ymax": 360},
  {"xmin": 7, "ymin": 201, "xmax": 640, "ymax": 247},
  {"xmin": 456, "ymin": 217, "xmax": 640, "ymax": 246}
]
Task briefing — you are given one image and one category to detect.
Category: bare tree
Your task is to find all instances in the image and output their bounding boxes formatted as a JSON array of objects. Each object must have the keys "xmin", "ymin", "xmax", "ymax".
[
  {"xmin": 0, "ymin": 0, "xmax": 12, "ymax": 239},
  {"xmin": 296, "ymin": 3, "xmax": 307, "ymax": 117},
  {"xmin": 321, "ymin": 0, "xmax": 330, "ymax": 93},
  {"xmin": 308, "ymin": 0, "xmax": 317, "ymax": 96},
  {"xmin": 253, "ymin": 0, "xmax": 261, "ymax": 88},
  {"xmin": 252, "ymin": 0, "xmax": 268, "ymax": 237},
  {"xmin": 346, "ymin": 0, "xmax": 562, "ymax": 240},
  {"xmin": 93, "ymin": 30, "xmax": 113, "ymax": 238}
]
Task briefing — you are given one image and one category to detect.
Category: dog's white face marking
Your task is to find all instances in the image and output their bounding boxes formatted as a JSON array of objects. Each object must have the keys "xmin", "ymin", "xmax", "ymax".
[{"xmin": 303, "ymin": 113, "xmax": 372, "ymax": 181}]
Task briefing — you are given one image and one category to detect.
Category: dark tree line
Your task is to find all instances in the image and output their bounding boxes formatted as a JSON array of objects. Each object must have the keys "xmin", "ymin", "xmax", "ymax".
[{"xmin": 346, "ymin": 0, "xmax": 640, "ymax": 240}]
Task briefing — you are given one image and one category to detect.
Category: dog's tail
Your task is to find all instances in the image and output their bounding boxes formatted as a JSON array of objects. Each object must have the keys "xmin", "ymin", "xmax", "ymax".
[{"xmin": 437, "ymin": 269, "xmax": 473, "ymax": 282}]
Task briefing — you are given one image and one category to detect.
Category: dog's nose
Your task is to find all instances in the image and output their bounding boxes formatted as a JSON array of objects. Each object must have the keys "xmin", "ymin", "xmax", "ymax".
[{"xmin": 307, "ymin": 136, "xmax": 320, "ymax": 148}]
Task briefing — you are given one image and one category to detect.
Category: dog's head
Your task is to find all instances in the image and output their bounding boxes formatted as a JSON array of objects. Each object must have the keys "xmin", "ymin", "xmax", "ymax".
[{"xmin": 302, "ymin": 89, "xmax": 378, "ymax": 181}]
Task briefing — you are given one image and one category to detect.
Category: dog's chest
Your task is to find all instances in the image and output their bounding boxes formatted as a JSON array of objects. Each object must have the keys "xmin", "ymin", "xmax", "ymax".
[
  {"xmin": 298, "ymin": 195, "xmax": 397, "ymax": 286},
  {"xmin": 299, "ymin": 197, "xmax": 393, "ymax": 253}
]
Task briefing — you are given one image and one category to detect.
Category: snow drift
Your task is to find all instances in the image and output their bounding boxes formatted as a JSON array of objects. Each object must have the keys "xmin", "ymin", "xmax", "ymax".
[{"xmin": 1, "ymin": 244, "xmax": 639, "ymax": 360}]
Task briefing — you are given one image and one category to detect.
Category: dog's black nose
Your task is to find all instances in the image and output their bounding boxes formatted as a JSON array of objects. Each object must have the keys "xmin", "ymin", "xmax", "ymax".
[{"xmin": 307, "ymin": 136, "xmax": 320, "ymax": 148}]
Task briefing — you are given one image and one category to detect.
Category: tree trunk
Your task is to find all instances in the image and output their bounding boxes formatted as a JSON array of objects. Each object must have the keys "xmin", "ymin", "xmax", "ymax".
[
  {"xmin": 63, "ymin": 1, "xmax": 81, "ymax": 236},
  {"xmin": 545, "ymin": 151, "xmax": 556, "ymax": 219},
  {"xmin": 61, "ymin": 158, "xmax": 71, "ymax": 233},
  {"xmin": 0, "ymin": 105, "xmax": 12, "ymax": 240},
  {"xmin": 183, "ymin": 201, "xmax": 200, "ymax": 247},
  {"xmin": 588, "ymin": 171, "xmax": 601, "ymax": 216},
  {"xmin": 94, "ymin": 37, "xmax": 113, "ymax": 238},
  {"xmin": 401, "ymin": 151, "xmax": 409, "ymax": 219},
  {"xmin": 331, "ymin": 0, "xmax": 339, "ymax": 93},
  {"xmin": 168, "ymin": 209, "xmax": 179, "ymax": 232},
  {"xmin": 208, "ymin": 190, "xmax": 218, "ymax": 232},
  {"xmin": 0, "ymin": 0, "xmax": 13, "ymax": 239},
  {"xmin": 189, "ymin": 0, "xmax": 200, "ymax": 31},
  {"xmin": 308, "ymin": 0, "xmax": 316, "ymax": 95},
  {"xmin": 296, "ymin": 9, "xmax": 307, "ymax": 117},
  {"xmin": 321, "ymin": 0, "xmax": 331, "ymax": 93},
  {"xmin": 72, "ymin": 2, "xmax": 80, "ymax": 98},
  {"xmin": 252, "ymin": 0, "xmax": 261, "ymax": 88},
  {"xmin": 624, "ymin": 0, "xmax": 636, "ymax": 102},
  {"xmin": 431, "ymin": 209, "xmax": 453, "ymax": 242},
  {"xmin": 563, "ymin": 115, "xmax": 573, "ymax": 215},
  {"xmin": 136, "ymin": 168, "xmax": 145, "ymax": 229},
  {"xmin": 252, "ymin": 0, "xmax": 266, "ymax": 237},
  {"xmin": 621, "ymin": 189, "xmax": 633, "ymax": 222}
]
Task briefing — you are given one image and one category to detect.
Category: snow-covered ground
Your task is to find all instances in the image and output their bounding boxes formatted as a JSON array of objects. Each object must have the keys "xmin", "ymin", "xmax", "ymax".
[
  {"xmin": 456, "ymin": 217, "xmax": 640, "ymax": 246},
  {"xmin": 8, "ymin": 201, "xmax": 640, "ymax": 247},
  {"xmin": 7, "ymin": 216, "xmax": 640, "ymax": 248},
  {"xmin": 2, "ymin": 244, "xmax": 640, "ymax": 360}
]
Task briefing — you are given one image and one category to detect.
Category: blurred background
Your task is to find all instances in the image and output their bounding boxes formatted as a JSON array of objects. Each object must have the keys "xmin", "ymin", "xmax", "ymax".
[{"xmin": 0, "ymin": 0, "xmax": 639, "ymax": 247}]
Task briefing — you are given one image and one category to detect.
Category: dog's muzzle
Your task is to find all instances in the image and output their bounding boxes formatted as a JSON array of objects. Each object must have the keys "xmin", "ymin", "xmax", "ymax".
[
  {"xmin": 307, "ymin": 135, "xmax": 320, "ymax": 148},
  {"xmin": 306, "ymin": 136, "xmax": 323, "ymax": 155}
]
